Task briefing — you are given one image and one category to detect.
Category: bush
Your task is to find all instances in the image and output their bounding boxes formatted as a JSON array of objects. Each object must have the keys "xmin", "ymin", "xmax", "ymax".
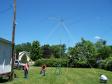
[
  {"xmin": 68, "ymin": 58, "xmax": 94, "ymax": 68},
  {"xmin": 76, "ymin": 61, "xmax": 89, "ymax": 68},
  {"xmin": 34, "ymin": 58, "xmax": 68, "ymax": 67},
  {"xmin": 98, "ymin": 56, "xmax": 112, "ymax": 71},
  {"xmin": 105, "ymin": 56, "xmax": 112, "ymax": 71},
  {"xmin": 98, "ymin": 60, "xmax": 106, "ymax": 69},
  {"xmin": 106, "ymin": 61, "xmax": 112, "ymax": 71}
]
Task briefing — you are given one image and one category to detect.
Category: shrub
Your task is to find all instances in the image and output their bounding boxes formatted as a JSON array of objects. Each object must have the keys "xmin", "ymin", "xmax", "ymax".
[
  {"xmin": 76, "ymin": 61, "xmax": 89, "ymax": 68},
  {"xmin": 105, "ymin": 56, "xmax": 112, "ymax": 71},
  {"xmin": 98, "ymin": 60, "xmax": 106, "ymax": 69},
  {"xmin": 98, "ymin": 56, "xmax": 112, "ymax": 71},
  {"xmin": 34, "ymin": 58, "xmax": 68, "ymax": 67}
]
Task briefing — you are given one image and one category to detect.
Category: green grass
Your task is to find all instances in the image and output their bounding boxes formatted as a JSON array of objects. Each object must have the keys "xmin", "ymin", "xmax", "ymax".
[{"xmin": 5, "ymin": 67, "xmax": 112, "ymax": 84}]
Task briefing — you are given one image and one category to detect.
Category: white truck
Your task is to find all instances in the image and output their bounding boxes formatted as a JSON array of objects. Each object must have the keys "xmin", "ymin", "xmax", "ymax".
[{"xmin": 0, "ymin": 38, "xmax": 12, "ymax": 79}]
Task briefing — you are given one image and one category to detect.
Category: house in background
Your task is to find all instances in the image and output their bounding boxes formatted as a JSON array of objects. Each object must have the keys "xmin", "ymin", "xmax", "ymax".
[{"xmin": 18, "ymin": 51, "xmax": 30, "ymax": 62}]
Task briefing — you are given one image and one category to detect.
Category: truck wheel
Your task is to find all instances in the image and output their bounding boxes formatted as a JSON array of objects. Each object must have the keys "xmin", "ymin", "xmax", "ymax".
[{"xmin": 9, "ymin": 72, "xmax": 17, "ymax": 80}]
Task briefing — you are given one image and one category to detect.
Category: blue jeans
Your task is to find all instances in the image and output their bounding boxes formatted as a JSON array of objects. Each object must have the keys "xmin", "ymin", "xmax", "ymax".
[{"xmin": 24, "ymin": 69, "xmax": 28, "ymax": 78}]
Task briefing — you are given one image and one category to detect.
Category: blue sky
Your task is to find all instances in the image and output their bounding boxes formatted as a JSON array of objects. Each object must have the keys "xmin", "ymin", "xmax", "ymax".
[{"xmin": 0, "ymin": 0, "xmax": 112, "ymax": 46}]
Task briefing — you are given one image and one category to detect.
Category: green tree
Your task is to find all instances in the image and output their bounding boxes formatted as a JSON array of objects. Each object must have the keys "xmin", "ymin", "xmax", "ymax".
[
  {"xmin": 15, "ymin": 42, "xmax": 31, "ymax": 59},
  {"xmin": 30, "ymin": 41, "xmax": 41, "ymax": 61},
  {"xmin": 95, "ymin": 39, "xmax": 106, "ymax": 50},
  {"xmin": 95, "ymin": 39, "xmax": 112, "ymax": 60},
  {"xmin": 68, "ymin": 38, "xmax": 97, "ymax": 67},
  {"xmin": 15, "ymin": 44, "xmax": 23, "ymax": 59},
  {"xmin": 21, "ymin": 42, "xmax": 32, "ymax": 52},
  {"xmin": 51, "ymin": 44, "xmax": 66, "ymax": 58},
  {"xmin": 97, "ymin": 46, "xmax": 112, "ymax": 60},
  {"xmin": 41, "ymin": 44, "xmax": 52, "ymax": 58}
]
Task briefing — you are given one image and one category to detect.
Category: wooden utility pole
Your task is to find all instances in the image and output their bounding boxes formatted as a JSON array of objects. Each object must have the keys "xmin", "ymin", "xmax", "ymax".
[{"xmin": 11, "ymin": 0, "xmax": 16, "ymax": 80}]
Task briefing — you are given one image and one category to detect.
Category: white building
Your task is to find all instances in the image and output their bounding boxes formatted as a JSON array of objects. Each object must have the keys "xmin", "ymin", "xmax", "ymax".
[{"xmin": 18, "ymin": 51, "xmax": 30, "ymax": 62}]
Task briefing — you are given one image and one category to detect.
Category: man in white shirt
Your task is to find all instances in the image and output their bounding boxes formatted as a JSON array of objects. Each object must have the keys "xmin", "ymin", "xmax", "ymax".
[{"xmin": 100, "ymin": 74, "xmax": 108, "ymax": 83}]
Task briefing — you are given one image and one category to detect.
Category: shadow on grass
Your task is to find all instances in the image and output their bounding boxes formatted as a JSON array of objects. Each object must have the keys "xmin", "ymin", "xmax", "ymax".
[{"xmin": 0, "ymin": 78, "xmax": 9, "ymax": 83}]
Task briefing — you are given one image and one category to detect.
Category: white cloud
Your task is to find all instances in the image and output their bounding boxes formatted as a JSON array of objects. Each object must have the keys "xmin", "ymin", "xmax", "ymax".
[{"xmin": 94, "ymin": 36, "xmax": 101, "ymax": 39}]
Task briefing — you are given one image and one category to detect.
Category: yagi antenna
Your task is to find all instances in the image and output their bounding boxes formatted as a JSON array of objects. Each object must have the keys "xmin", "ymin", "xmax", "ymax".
[{"xmin": 47, "ymin": 17, "xmax": 74, "ymax": 42}]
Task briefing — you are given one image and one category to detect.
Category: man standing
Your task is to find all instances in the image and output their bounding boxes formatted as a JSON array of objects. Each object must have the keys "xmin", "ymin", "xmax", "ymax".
[
  {"xmin": 40, "ymin": 64, "xmax": 46, "ymax": 76},
  {"xmin": 24, "ymin": 62, "xmax": 29, "ymax": 78}
]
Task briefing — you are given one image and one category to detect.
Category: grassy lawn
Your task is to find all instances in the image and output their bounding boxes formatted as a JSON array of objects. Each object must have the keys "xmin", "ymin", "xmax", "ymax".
[{"xmin": 4, "ymin": 67, "xmax": 112, "ymax": 84}]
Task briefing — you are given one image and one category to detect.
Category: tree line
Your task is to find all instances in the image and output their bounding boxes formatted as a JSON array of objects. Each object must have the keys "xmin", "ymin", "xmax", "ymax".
[
  {"xmin": 15, "ymin": 41, "xmax": 66, "ymax": 60},
  {"xmin": 15, "ymin": 38, "xmax": 112, "ymax": 71}
]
